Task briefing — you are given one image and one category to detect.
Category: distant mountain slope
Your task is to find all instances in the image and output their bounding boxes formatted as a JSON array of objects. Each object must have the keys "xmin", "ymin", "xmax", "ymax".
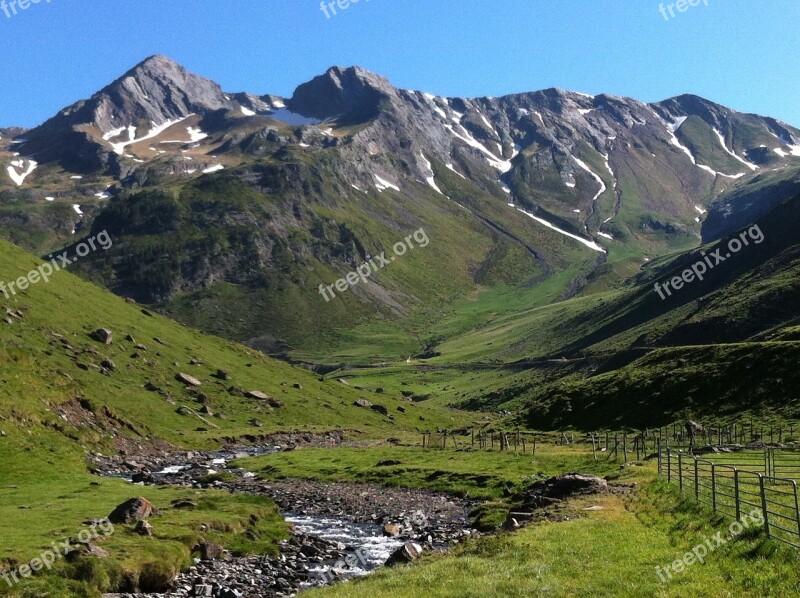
[
  {"xmin": 0, "ymin": 235, "xmax": 466, "ymax": 456},
  {"xmin": 2, "ymin": 55, "xmax": 800, "ymax": 352}
]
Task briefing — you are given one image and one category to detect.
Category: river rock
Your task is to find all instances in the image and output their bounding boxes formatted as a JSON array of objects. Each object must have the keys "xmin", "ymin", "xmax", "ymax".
[
  {"xmin": 383, "ymin": 523, "xmax": 401, "ymax": 537},
  {"xmin": 385, "ymin": 542, "xmax": 423, "ymax": 566}
]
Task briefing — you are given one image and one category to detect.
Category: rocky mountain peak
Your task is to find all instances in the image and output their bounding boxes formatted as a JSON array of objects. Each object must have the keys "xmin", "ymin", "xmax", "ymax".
[{"xmin": 289, "ymin": 66, "xmax": 395, "ymax": 123}]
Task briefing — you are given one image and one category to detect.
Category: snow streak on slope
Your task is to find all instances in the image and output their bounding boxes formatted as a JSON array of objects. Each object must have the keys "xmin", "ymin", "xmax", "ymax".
[
  {"xmin": 419, "ymin": 153, "xmax": 444, "ymax": 195},
  {"xmin": 516, "ymin": 208, "xmax": 605, "ymax": 253},
  {"xmin": 445, "ymin": 163, "xmax": 466, "ymax": 179},
  {"xmin": 713, "ymin": 129, "xmax": 757, "ymax": 170},
  {"xmin": 444, "ymin": 124, "xmax": 512, "ymax": 172},
  {"xmin": 374, "ymin": 175, "xmax": 400, "ymax": 193},
  {"xmin": 654, "ymin": 112, "xmax": 745, "ymax": 179},
  {"xmin": 573, "ymin": 157, "xmax": 606, "ymax": 203},
  {"xmin": 109, "ymin": 117, "xmax": 192, "ymax": 155}
]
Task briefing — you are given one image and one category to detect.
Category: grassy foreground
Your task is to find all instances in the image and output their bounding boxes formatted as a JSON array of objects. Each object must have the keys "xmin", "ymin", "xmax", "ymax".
[{"xmin": 306, "ymin": 485, "xmax": 800, "ymax": 598}]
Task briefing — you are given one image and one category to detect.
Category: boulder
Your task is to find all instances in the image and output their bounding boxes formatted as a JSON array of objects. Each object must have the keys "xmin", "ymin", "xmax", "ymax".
[
  {"xmin": 245, "ymin": 390, "xmax": 271, "ymax": 400},
  {"xmin": 135, "ymin": 520, "xmax": 154, "ymax": 536},
  {"xmin": 370, "ymin": 404, "xmax": 389, "ymax": 416},
  {"xmin": 108, "ymin": 497, "xmax": 157, "ymax": 524},
  {"xmin": 176, "ymin": 373, "xmax": 202, "ymax": 387},
  {"xmin": 199, "ymin": 541, "xmax": 225, "ymax": 561},
  {"xmin": 89, "ymin": 328, "xmax": 113, "ymax": 344},
  {"xmin": 385, "ymin": 542, "xmax": 423, "ymax": 567},
  {"xmin": 353, "ymin": 398, "xmax": 373, "ymax": 408},
  {"xmin": 383, "ymin": 523, "xmax": 402, "ymax": 537}
]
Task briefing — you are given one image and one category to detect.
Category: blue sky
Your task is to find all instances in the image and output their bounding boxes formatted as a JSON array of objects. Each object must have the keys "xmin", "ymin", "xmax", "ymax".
[{"xmin": 1, "ymin": 0, "xmax": 798, "ymax": 128}]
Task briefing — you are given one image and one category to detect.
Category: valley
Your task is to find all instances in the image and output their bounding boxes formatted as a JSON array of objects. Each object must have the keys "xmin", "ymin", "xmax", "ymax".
[{"xmin": 2, "ymin": 27, "xmax": 800, "ymax": 597}]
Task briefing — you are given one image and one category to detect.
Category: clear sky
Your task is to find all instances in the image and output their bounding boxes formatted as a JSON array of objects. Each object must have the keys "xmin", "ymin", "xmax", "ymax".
[{"xmin": 1, "ymin": 0, "xmax": 798, "ymax": 128}]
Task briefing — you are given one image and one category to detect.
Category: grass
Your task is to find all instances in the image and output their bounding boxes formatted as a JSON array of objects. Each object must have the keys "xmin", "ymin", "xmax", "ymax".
[
  {"xmin": 0, "ymin": 235, "xmax": 475, "ymax": 595},
  {"xmin": 302, "ymin": 483, "xmax": 800, "ymax": 598},
  {"xmin": 235, "ymin": 443, "xmax": 645, "ymax": 502},
  {"xmin": 0, "ymin": 441, "xmax": 288, "ymax": 597}
]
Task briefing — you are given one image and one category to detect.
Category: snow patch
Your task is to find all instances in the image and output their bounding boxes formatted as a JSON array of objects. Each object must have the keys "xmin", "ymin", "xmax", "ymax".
[
  {"xmin": 72, "ymin": 204, "xmax": 83, "ymax": 215},
  {"xmin": 187, "ymin": 127, "xmax": 208, "ymax": 143},
  {"xmin": 516, "ymin": 208, "xmax": 605, "ymax": 253},
  {"xmin": 374, "ymin": 175, "xmax": 400, "ymax": 193},
  {"xmin": 694, "ymin": 205, "xmax": 707, "ymax": 215},
  {"xmin": 110, "ymin": 117, "xmax": 191, "ymax": 155},
  {"xmin": 202, "ymin": 164, "xmax": 224, "ymax": 174},
  {"xmin": 267, "ymin": 109, "xmax": 321, "ymax": 126},
  {"xmin": 102, "ymin": 126, "xmax": 126, "ymax": 141},
  {"xmin": 667, "ymin": 116, "xmax": 687, "ymax": 133},
  {"xmin": 597, "ymin": 232, "xmax": 614, "ymax": 240},
  {"xmin": 6, "ymin": 159, "xmax": 37, "ymax": 185},
  {"xmin": 240, "ymin": 106, "xmax": 256, "ymax": 116}
]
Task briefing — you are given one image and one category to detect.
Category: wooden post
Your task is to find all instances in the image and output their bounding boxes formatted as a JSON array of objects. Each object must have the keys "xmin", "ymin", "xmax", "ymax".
[
  {"xmin": 522, "ymin": 436, "xmax": 526, "ymax": 454},
  {"xmin": 533, "ymin": 437, "xmax": 537, "ymax": 456},
  {"xmin": 591, "ymin": 433, "xmax": 597, "ymax": 461},
  {"xmin": 605, "ymin": 431, "xmax": 609, "ymax": 451},
  {"xmin": 623, "ymin": 432, "xmax": 628, "ymax": 463}
]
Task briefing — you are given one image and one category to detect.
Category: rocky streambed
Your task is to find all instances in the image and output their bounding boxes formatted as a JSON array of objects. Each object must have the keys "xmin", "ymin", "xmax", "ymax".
[{"xmin": 96, "ymin": 446, "xmax": 475, "ymax": 597}]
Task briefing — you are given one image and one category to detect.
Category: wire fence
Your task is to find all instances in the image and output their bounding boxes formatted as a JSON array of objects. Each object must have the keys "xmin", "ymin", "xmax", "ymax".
[{"xmin": 659, "ymin": 447, "xmax": 800, "ymax": 548}]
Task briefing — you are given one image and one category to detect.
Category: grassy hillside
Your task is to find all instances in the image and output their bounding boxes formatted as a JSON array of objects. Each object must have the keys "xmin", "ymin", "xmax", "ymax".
[{"xmin": 0, "ymin": 236, "xmax": 475, "ymax": 595}]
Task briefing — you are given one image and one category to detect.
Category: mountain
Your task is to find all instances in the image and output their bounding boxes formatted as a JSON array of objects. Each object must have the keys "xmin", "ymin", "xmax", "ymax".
[{"xmin": 2, "ymin": 55, "xmax": 800, "ymax": 356}]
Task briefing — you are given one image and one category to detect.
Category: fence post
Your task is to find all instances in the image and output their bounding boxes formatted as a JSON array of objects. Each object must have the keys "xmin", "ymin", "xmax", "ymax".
[
  {"xmin": 678, "ymin": 452, "xmax": 683, "ymax": 492},
  {"xmin": 667, "ymin": 448, "xmax": 672, "ymax": 482},
  {"xmin": 694, "ymin": 458, "xmax": 699, "ymax": 499},
  {"xmin": 657, "ymin": 439, "xmax": 662, "ymax": 476},
  {"xmin": 711, "ymin": 463, "xmax": 716, "ymax": 512},
  {"xmin": 793, "ymin": 481, "xmax": 800, "ymax": 542},
  {"xmin": 759, "ymin": 475, "xmax": 770, "ymax": 539},
  {"xmin": 734, "ymin": 469, "xmax": 741, "ymax": 521}
]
